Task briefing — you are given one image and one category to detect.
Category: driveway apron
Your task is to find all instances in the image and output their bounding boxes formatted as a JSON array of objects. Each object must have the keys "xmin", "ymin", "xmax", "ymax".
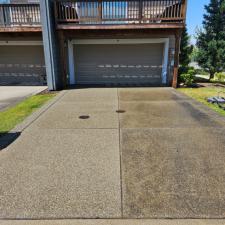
[{"xmin": 0, "ymin": 88, "xmax": 225, "ymax": 219}]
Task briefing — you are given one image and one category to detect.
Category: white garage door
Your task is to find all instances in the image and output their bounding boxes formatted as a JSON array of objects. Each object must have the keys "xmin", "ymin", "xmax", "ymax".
[{"xmin": 74, "ymin": 43, "xmax": 164, "ymax": 85}]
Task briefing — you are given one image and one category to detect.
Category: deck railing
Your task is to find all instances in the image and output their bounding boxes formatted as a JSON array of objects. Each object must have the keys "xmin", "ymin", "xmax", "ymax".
[
  {"xmin": 0, "ymin": 4, "xmax": 41, "ymax": 27},
  {"xmin": 55, "ymin": 0, "xmax": 186, "ymax": 25}
]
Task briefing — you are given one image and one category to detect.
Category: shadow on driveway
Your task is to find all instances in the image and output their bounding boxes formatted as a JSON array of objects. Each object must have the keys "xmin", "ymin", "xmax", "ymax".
[{"xmin": 0, "ymin": 132, "xmax": 21, "ymax": 151}]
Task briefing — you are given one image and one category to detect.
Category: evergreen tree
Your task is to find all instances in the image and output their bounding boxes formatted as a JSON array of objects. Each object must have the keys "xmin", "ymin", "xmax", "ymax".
[
  {"xmin": 179, "ymin": 25, "xmax": 193, "ymax": 67},
  {"xmin": 196, "ymin": 0, "xmax": 225, "ymax": 79}
]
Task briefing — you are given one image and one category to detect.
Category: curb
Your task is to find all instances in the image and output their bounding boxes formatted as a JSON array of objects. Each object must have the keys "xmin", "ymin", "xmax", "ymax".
[
  {"xmin": 0, "ymin": 219, "xmax": 225, "ymax": 225},
  {"xmin": 12, "ymin": 90, "xmax": 67, "ymax": 133}
]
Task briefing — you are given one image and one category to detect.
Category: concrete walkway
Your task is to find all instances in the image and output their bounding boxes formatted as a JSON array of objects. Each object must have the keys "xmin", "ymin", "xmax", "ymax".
[
  {"xmin": 0, "ymin": 86, "xmax": 47, "ymax": 111},
  {"xmin": 0, "ymin": 88, "xmax": 225, "ymax": 223}
]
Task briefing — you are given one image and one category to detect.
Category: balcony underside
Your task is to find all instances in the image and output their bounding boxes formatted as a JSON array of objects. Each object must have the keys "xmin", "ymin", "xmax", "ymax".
[{"xmin": 57, "ymin": 22, "xmax": 184, "ymax": 30}]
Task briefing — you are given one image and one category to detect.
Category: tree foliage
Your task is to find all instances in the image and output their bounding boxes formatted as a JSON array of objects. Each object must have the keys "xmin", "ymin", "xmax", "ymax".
[
  {"xmin": 179, "ymin": 25, "xmax": 193, "ymax": 67},
  {"xmin": 196, "ymin": 0, "xmax": 225, "ymax": 78}
]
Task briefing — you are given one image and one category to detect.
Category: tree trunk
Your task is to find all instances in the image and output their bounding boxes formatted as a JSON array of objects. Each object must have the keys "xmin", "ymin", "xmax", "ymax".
[{"xmin": 209, "ymin": 71, "xmax": 214, "ymax": 80}]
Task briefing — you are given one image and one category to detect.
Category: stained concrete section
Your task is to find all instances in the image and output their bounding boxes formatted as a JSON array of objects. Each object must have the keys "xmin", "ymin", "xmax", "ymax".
[
  {"xmin": 119, "ymin": 88, "xmax": 225, "ymax": 128},
  {"xmin": 1, "ymin": 220, "xmax": 225, "ymax": 225},
  {"xmin": 119, "ymin": 101, "xmax": 224, "ymax": 128},
  {"xmin": 119, "ymin": 88, "xmax": 225, "ymax": 219},
  {"xmin": 121, "ymin": 128, "xmax": 225, "ymax": 218},
  {"xmin": 0, "ymin": 129, "xmax": 121, "ymax": 219},
  {"xmin": 119, "ymin": 88, "xmax": 189, "ymax": 102}
]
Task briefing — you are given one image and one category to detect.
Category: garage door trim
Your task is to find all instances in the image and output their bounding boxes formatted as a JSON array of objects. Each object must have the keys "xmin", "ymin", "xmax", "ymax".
[{"xmin": 68, "ymin": 38, "xmax": 169, "ymax": 85}]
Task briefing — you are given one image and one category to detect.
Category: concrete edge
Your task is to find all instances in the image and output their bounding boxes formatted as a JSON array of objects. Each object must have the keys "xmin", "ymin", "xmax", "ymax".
[
  {"xmin": 0, "ymin": 219, "xmax": 225, "ymax": 225},
  {"xmin": 172, "ymin": 88, "xmax": 225, "ymax": 125},
  {"xmin": 11, "ymin": 90, "xmax": 66, "ymax": 133}
]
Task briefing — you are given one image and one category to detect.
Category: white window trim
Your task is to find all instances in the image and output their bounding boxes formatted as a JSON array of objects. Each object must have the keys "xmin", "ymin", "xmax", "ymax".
[
  {"xmin": 68, "ymin": 38, "xmax": 169, "ymax": 85},
  {"xmin": 0, "ymin": 41, "xmax": 43, "ymax": 46}
]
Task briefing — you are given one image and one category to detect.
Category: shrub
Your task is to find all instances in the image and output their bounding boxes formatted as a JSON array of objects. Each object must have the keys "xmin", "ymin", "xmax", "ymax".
[
  {"xmin": 214, "ymin": 72, "xmax": 225, "ymax": 82},
  {"xmin": 187, "ymin": 69, "xmax": 196, "ymax": 76},
  {"xmin": 179, "ymin": 66, "xmax": 196, "ymax": 76},
  {"xmin": 180, "ymin": 73, "xmax": 194, "ymax": 86}
]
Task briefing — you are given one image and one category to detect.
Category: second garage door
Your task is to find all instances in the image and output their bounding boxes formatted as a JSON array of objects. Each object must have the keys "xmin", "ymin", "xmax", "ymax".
[{"xmin": 74, "ymin": 43, "xmax": 164, "ymax": 85}]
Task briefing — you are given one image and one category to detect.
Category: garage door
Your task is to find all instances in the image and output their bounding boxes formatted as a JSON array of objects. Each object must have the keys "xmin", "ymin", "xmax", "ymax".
[
  {"xmin": 74, "ymin": 43, "xmax": 164, "ymax": 85},
  {"xmin": 0, "ymin": 46, "xmax": 46, "ymax": 86}
]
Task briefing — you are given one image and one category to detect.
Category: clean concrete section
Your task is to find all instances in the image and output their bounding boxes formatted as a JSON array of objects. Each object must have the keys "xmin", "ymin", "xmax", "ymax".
[
  {"xmin": 0, "ymin": 88, "xmax": 225, "ymax": 221},
  {"xmin": 0, "ymin": 86, "xmax": 47, "ymax": 111},
  {"xmin": 0, "ymin": 129, "xmax": 121, "ymax": 219},
  {"xmin": 29, "ymin": 88, "xmax": 118, "ymax": 129},
  {"xmin": 0, "ymin": 88, "xmax": 121, "ymax": 219},
  {"xmin": 1, "ymin": 220, "xmax": 225, "ymax": 225}
]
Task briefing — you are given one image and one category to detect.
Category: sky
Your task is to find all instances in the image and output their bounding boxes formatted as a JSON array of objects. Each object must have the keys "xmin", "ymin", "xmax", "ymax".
[{"xmin": 186, "ymin": 0, "xmax": 210, "ymax": 44}]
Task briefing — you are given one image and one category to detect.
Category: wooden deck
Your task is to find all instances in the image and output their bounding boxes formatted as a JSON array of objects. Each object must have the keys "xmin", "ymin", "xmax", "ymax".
[
  {"xmin": 0, "ymin": 1, "xmax": 187, "ymax": 32},
  {"xmin": 55, "ymin": 0, "xmax": 187, "ymax": 30},
  {"xmin": 0, "ymin": 3, "xmax": 41, "ymax": 32}
]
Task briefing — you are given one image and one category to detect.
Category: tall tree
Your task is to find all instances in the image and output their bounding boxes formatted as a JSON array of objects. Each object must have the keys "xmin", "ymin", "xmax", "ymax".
[
  {"xmin": 196, "ymin": 0, "xmax": 225, "ymax": 79},
  {"xmin": 179, "ymin": 25, "xmax": 193, "ymax": 67}
]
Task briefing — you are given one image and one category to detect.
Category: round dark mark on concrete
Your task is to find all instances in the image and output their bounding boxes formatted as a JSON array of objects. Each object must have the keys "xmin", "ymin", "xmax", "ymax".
[
  {"xmin": 116, "ymin": 110, "xmax": 126, "ymax": 114},
  {"xmin": 79, "ymin": 115, "xmax": 90, "ymax": 120}
]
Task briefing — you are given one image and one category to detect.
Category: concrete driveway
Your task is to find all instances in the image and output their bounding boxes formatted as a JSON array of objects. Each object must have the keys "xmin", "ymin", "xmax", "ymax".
[
  {"xmin": 0, "ymin": 88, "xmax": 225, "ymax": 220},
  {"xmin": 0, "ymin": 86, "xmax": 47, "ymax": 111}
]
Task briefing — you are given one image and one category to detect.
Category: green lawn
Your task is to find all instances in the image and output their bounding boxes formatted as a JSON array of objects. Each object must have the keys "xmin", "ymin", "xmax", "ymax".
[
  {"xmin": 0, "ymin": 93, "xmax": 56, "ymax": 134},
  {"xmin": 178, "ymin": 87, "xmax": 225, "ymax": 117}
]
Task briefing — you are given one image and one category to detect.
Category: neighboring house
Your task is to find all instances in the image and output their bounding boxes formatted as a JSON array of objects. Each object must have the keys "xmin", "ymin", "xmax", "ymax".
[
  {"xmin": 0, "ymin": 0, "xmax": 44, "ymax": 86},
  {"xmin": 0, "ymin": 0, "xmax": 187, "ymax": 89}
]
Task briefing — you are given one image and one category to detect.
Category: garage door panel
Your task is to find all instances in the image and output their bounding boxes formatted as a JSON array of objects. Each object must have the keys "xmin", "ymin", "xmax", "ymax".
[
  {"xmin": 74, "ymin": 43, "xmax": 164, "ymax": 85},
  {"xmin": 0, "ymin": 46, "xmax": 46, "ymax": 86}
]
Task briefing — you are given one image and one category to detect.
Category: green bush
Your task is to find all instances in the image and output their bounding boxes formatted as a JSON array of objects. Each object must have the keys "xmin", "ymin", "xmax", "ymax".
[
  {"xmin": 179, "ymin": 66, "xmax": 195, "ymax": 75},
  {"xmin": 180, "ymin": 73, "xmax": 194, "ymax": 86},
  {"xmin": 187, "ymin": 69, "xmax": 196, "ymax": 76},
  {"xmin": 214, "ymin": 72, "xmax": 225, "ymax": 82}
]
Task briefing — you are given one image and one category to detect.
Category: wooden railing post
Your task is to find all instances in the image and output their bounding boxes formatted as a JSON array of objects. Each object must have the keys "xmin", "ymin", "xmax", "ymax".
[
  {"xmin": 0, "ymin": 5, "xmax": 5, "ymax": 26},
  {"xmin": 181, "ymin": 0, "xmax": 187, "ymax": 21},
  {"xmin": 98, "ymin": 0, "xmax": 102, "ymax": 21},
  {"xmin": 139, "ymin": 0, "xmax": 143, "ymax": 23}
]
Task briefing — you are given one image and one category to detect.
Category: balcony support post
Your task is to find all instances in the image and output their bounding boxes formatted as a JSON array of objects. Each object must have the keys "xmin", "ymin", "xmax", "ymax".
[
  {"xmin": 172, "ymin": 29, "xmax": 182, "ymax": 88},
  {"xmin": 40, "ymin": 0, "xmax": 62, "ymax": 90},
  {"xmin": 58, "ymin": 30, "xmax": 68, "ymax": 88}
]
